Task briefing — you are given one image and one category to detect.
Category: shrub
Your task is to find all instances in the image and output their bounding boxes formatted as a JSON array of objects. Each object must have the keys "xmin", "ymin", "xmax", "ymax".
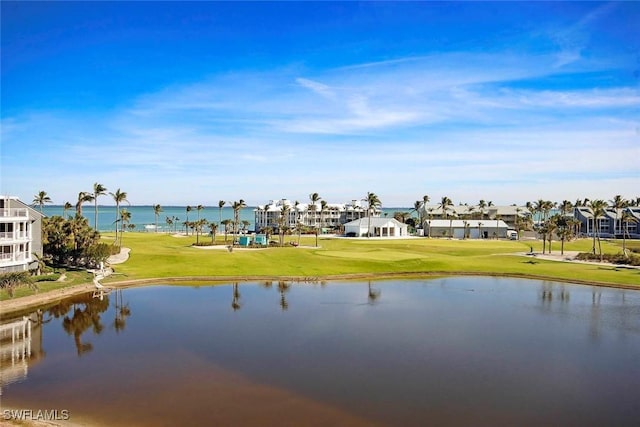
[
  {"xmin": 576, "ymin": 252, "xmax": 640, "ymax": 266},
  {"xmin": 0, "ymin": 271, "xmax": 38, "ymax": 297},
  {"xmin": 34, "ymin": 273, "xmax": 62, "ymax": 282}
]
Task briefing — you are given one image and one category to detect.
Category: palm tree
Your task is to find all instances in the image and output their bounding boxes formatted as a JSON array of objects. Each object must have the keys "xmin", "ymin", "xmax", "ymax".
[
  {"xmin": 195, "ymin": 205, "xmax": 205, "ymax": 241},
  {"xmin": 218, "ymin": 200, "xmax": 226, "ymax": 230},
  {"xmin": 209, "ymin": 222, "xmax": 218, "ymax": 243},
  {"xmin": 439, "ymin": 196, "xmax": 453, "ymax": 238},
  {"xmin": 185, "ymin": 206, "xmax": 192, "ymax": 235},
  {"xmin": 588, "ymin": 199, "xmax": 607, "ymax": 261},
  {"xmin": 119, "ymin": 208, "xmax": 131, "ymax": 247},
  {"xmin": 165, "ymin": 216, "xmax": 174, "ymax": 233},
  {"xmin": 221, "ymin": 219, "xmax": 232, "ymax": 242},
  {"xmin": 92, "ymin": 182, "xmax": 108, "ymax": 230},
  {"xmin": 559, "ymin": 200, "xmax": 573, "ymax": 216},
  {"xmin": 620, "ymin": 211, "xmax": 637, "ymax": 256},
  {"xmin": 278, "ymin": 204, "xmax": 291, "ymax": 246},
  {"xmin": 478, "ymin": 199, "xmax": 487, "ymax": 221},
  {"xmin": 366, "ymin": 192, "xmax": 381, "ymax": 238},
  {"xmin": 62, "ymin": 202, "xmax": 73, "ymax": 218},
  {"xmin": 320, "ymin": 200, "xmax": 328, "ymax": 232},
  {"xmin": 32, "ymin": 191, "xmax": 52, "ymax": 213},
  {"xmin": 76, "ymin": 191, "xmax": 95, "ymax": 218},
  {"xmin": 109, "ymin": 189, "xmax": 128, "ymax": 241},
  {"xmin": 153, "ymin": 204, "xmax": 163, "ymax": 232},
  {"xmin": 609, "ymin": 195, "xmax": 626, "ymax": 237},
  {"xmin": 309, "ymin": 193, "xmax": 321, "ymax": 231},
  {"xmin": 231, "ymin": 200, "xmax": 247, "ymax": 243}
]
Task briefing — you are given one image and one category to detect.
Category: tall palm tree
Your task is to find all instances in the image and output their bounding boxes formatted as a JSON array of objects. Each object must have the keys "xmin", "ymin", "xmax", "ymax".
[
  {"xmin": 620, "ymin": 211, "xmax": 637, "ymax": 256},
  {"xmin": 153, "ymin": 204, "xmax": 163, "ymax": 233},
  {"xmin": 32, "ymin": 191, "xmax": 52, "ymax": 213},
  {"xmin": 62, "ymin": 201, "xmax": 73, "ymax": 218},
  {"xmin": 76, "ymin": 191, "xmax": 95, "ymax": 218},
  {"xmin": 185, "ymin": 206, "xmax": 192, "ymax": 236},
  {"xmin": 478, "ymin": 199, "xmax": 487, "ymax": 221},
  {"xmin": 119, "ymin": 208, "xmax": 131, "ymax": 247},
  {"xmin": 165, "ymin": 216, "xmax": 174, "ymax": 233},
  {"xmin": 366, "ymin": 192, "xmax": 381, "ymax": 238},
  {"xmin": 221, "ymin": 219, "xmax": 232, "ymax": 242},
  {"xmin": 209, "ymin": 222, "xmax": 218, "ymax": 243},
  {"xmin": 92, "ymin": 183, "xmax": 108, "ymax": 230},
  {"xmin": 278, "ymin": 204, "xmax": 291, "ymax": 246},
  {"xmin": 231, "ymin": 200, "xmax": 246, "ymax": 242},
  {"xmin": 439, "ymin": 196, "xmax": 453, "ymax": 238},
  {"xmin": 588, "ymin": 199, "xmax": 607, "ymax": 261},
  {"xmin": 109, "ymin": 189, "xmax": 128, "ymax": 241},
  {"xmin": 609, "ymin": 195, "xmax": 626, "ymax": 237},
  {"xmin": 218, "ymin": 200, "xmax": 226, "ymax": 230},
  {"xmin": 320, "ymin": 200, "xmax": 328, "ymax": 232},
  {"xmin": 195, "ymin": 205, "xmax": 204, "ymax": 240},
  {"xmin": 309, "ymin": 193, "xmax": 321, "ymax": 231},
  {"xmin": 559, "ymin": 200, "xmax": 573, "ymax": 216},
  {"xmin": 412, "ymin": 200, "xmax": 422, "ymax": 230}
]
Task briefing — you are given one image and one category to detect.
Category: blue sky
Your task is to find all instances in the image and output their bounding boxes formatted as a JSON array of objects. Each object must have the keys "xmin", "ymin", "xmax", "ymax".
[{"xmin": 2, "ymin": 1, "xmax": 638, "ymax": 207}]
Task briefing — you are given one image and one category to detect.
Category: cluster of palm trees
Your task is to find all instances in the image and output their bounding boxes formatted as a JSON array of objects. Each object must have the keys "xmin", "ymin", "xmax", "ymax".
[
  {"xmin": 35, "ymin": 185, "xmax": 131, "ymax": 247},
  {"xmin": 161, "ymin": 200, "xmax": 248, "ymax": 245},
  {"xmin": 526, "ymin": 196, "xmax": 639, "ymax": 258}
]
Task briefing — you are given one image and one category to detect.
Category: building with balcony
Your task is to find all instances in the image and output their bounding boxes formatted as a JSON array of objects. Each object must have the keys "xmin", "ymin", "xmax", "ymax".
[
  {"xmin": 0, "ymin": 196, "xmax": 44, "ymax": 273},
  {"xmin": 574, "ymin": 206, "xmax": 640, "ymax": 239},
  {"xmin": 254, "ymin": 199, "xmax": 379, "ymax": 233},
  {"xmin": 419, "ymin": 204, "xmax": 529, "ymax": 229}
]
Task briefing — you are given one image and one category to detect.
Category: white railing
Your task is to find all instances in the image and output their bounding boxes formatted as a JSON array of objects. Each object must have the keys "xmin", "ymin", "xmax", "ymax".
[
  {"xmin": 0, "ymin": 253, "xmax": 28, "ymax": 263},
  {"xmin": 0, "ymin": 208, "xmax": 29, "ymax": 218},
  {"xmin": 0, "ymin": 232, "xmax": 29, "ymax": 241}
]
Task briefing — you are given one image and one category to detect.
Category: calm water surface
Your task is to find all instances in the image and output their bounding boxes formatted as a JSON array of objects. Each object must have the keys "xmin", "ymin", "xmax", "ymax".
[{"xmin": 2, "ymin": 277, "xmax": 639, "ymax": 426}]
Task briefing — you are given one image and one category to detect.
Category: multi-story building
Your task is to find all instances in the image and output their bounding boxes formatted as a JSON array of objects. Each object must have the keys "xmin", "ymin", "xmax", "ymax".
[
  {"xmin": 0, "ymin": 196, "xmax": 44, "ymax": 273},
  {"xmin": 574, "ymin": 206, "xmax": 640, "ymax": 238},
  {"xmin": 254, "ymin": 199, "xmax": 378, "ymax": 233},
  {"xmin": 419, "ymin": 204, "xmax": 530, "ymax": 229}
]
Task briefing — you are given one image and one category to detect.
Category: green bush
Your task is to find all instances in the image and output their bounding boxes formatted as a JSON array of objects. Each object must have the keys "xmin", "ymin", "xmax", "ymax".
[
  {"xmin": 0, "ymin": 271, "xmax": 38, "ymax": 297},
  {"xmin": 34, "ymin": 273, "xmax": 62, "ymax": 282},
  {"xmin": 576, "ymin": 252, "xmax": 640, "ymax": 266}
]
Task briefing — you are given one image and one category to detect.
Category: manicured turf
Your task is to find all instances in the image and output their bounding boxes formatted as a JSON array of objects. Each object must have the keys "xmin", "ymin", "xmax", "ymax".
[{"xmin": 102, "ymin": 233, "xmax": 639, "ymax": 287}]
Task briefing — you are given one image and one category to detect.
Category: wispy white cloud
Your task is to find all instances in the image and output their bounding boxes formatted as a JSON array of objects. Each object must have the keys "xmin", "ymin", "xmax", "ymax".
[{"xmin": 2, "ymin": 47, "xmax": 637, "ymax": 205}]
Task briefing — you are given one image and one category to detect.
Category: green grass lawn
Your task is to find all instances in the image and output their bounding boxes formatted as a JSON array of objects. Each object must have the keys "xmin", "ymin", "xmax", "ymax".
[
  {"xmin": 3, "ymin": 234, "xmax": 637, "ymax": 302},
  {"xmin": 103, "ymin": 232, "xmax": 638, "ymax": 287}
]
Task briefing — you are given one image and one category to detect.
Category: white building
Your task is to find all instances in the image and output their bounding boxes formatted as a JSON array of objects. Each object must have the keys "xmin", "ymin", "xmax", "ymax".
[
  {"xmin": 344, "ymin": 217, "xmax": 409, "ymax": 238},
  {"xmin": 254, "ymin": 199, "xmax": 379, "ymax": 232},
  {"xmin": 419, "ymin": 204, "xmax": 529, "ymax": 229},
  {"xmin": 424, "ymin": 219, "xmax": 509, "ymax": 239},
  {"xmin": 0, "ymin": 196, "xmax": 44, "ymax": 273}
]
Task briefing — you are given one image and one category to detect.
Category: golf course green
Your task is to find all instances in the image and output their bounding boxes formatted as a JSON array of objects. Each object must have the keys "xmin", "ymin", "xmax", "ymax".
[{"xmin": 103, "ymin": 233, "xmax": 638, "ymax": 288}]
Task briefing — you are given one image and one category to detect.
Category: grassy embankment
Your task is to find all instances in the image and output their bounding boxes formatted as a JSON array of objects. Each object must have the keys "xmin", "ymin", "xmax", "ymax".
[
  {"xmin": 103, "ymin": 232, "xmax": 638, "ymax": 287},
  {"xmin": 2, "ymin": 233, "xmax": 637, "ymax": 302}
]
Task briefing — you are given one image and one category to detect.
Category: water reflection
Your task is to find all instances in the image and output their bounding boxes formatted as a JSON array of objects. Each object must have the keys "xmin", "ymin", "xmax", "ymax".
[{"xmin": 2, "ymin": 278, "xmax": 639, "ymax": 427}]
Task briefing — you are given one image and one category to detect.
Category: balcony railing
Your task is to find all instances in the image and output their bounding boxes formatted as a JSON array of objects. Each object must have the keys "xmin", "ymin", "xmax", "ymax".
[
  {"xmin": 0, "ymin": 208, "xmax": 29, "ymax": 218},
  {"xmin": 0, "ymin": 232, "xmax": 29, "ymax": 240},
  {"xmin": 0, "ymin": 253, "xmax": 29, "ymax": 263}
]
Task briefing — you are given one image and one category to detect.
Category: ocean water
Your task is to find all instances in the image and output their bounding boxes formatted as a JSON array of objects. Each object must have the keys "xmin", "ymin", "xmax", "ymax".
[{"xmin": 41, "ymin": 205, "xmax": 408, "ymax": 232}]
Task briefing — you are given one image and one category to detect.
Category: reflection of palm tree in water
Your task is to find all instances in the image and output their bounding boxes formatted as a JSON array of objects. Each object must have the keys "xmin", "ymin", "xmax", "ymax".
[
  {"xmin": 231, "ymin": 282, "xmax": 241, "ymax": 311},
  {"xmin": 113, "ymin": 289, "xmax": 131, "ymax": 333},
  {"xmin": 60, "ymin": 294, "xmax": 109, "ymax": 356},
  {"xmin": 368, "ymin": 281, "xmax": 381, "ymax": 305},
  {"xmin": 278, "ymin": 281, "xmax": 290, "ymax": 311}
]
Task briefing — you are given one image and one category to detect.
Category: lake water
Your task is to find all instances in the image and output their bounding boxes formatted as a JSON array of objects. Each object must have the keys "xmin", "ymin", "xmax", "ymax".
[{"xmin": 2, "ymin": 277, "xmax": 639, "ymax": 426}]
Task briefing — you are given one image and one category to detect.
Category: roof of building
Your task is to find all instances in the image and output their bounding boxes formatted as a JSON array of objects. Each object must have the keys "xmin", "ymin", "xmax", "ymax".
[
  {"xmin": 425, "ymin": 219, "xmax": 509, "ymax": 228},
  {"xmin": 344, "ymin": 217, "xmax": 408, "ymax": 228},
  {"xmin": 420, "ymin": 204, "xmax": 529, "ymax": 217}
]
